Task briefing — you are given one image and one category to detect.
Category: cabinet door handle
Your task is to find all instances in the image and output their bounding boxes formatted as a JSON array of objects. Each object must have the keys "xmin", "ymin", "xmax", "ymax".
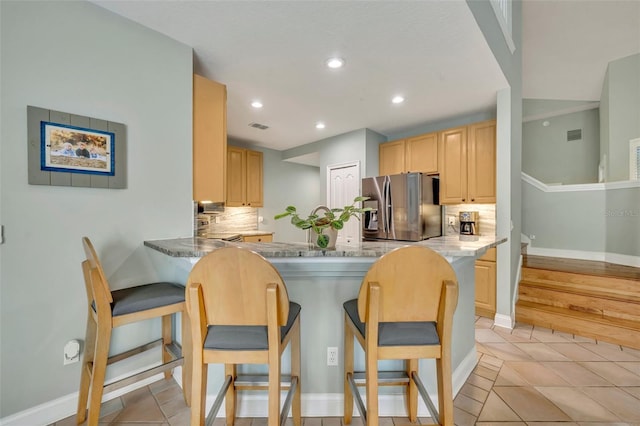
[
  {"xmin": 462, "ymin": 198, "xmax": 466, "ymax": 202},
  {"xmin": 471, "ymin": 198, "xmax": 475, "ymax": 202}
]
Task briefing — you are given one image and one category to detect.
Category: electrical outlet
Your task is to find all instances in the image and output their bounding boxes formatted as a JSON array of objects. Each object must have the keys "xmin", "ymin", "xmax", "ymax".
[
  {"xmin": 64, "ymin": 340, "xmax": 81, "ymax": 365},
  {"xmin": 327, "ymin": 347, "xmax": 338, "ymax": 366},
  {"xmin": 448, "ymin": 216, "xmax": 456, "ymax": 226}
]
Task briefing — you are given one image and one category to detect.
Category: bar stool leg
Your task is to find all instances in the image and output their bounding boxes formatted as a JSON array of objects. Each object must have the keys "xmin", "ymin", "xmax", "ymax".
[
  {"xmin": 225, "ymin": 364, "xmax": 236, "ymax": 426},
  {"xmin": 291, "ymin": 318, "xmax": 302, "ymax": 426},
  {"xmin": 406, "ymin": 359, "xmax": 418, "ymax": 422},
  {"xmin": 267, "ymin": 356, "xmax": 281, "ymax": 426},
  {"xmin": 181, "ymin": 310, "xmax": 192, "ymax": 406},
  {"xmin": 190, "ymin": 356, "xmax": 206, "ymax": 426},
  {"xmin": 77, "ymin": 314, "xmax": 97, "ymax": 424},
  {"xmin": 436, "ymin": 356, "xmax": 453, "ymax": 426},
  {"xmin": 87, "ymin": 323, "xmax": 111, "ymax": 425},
  {"xmin": 162, "ymin": 315, "xmax": 173, "ymax": 379},
  {"xmin": 343, "ymin": 314, "xmax": 354, "ymax": 425}
]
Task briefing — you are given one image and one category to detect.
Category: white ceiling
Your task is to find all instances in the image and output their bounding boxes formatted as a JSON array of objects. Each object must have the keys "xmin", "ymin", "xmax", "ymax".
[
  {"xmin": 92, "ymin": 0, "xmax": 639, "ymax": 153},
  {"xmin": 522, "ymin": 0, "xmax": 640, "ymax": 101},
  {"xmin": 92, "ymin": 0, "xmax": 507, "ymax": 151}
]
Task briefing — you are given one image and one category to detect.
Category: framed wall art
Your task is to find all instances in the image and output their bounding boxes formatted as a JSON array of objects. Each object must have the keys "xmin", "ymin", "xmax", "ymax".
[
  {"xmin": 27, "ymin": 106, "xmax": 127, "ymax": 188},
  {"xmin": 41, "ymin": 121, "xmax": 115, "ymax": 176}
]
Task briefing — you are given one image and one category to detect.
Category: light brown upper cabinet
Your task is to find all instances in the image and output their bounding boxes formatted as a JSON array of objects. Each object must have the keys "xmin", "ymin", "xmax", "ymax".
[
  {"xmin": 193, "ymin": 74, "xmax": 226, "ymax": 202},
  {"xmin": 467, "ymin": 120, "xmax": 497, "ymax": 203},
  {"xmin": 378, "ymin": 132, "xmax": 439, "ymax": 176},
  {"xmin": 379, "ymin": 139, "xmax": 405, "ymax": 176},
  {"xmin": 439, "ymin": 120, "xmax": 496, "ymax": 204},
  {"xmin": 226, "ymin": 146, "xmax": 263, "ymax": 207}
]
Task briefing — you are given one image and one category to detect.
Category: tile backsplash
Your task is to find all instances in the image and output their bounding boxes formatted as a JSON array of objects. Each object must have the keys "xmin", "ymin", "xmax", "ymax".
[
  {"xmin": 194, "ymin": 202, "xmax": 258, "ymax": 236},
  {"xmin": 443, "ymin": 204, "xmax": 496, "ymax": 236}
]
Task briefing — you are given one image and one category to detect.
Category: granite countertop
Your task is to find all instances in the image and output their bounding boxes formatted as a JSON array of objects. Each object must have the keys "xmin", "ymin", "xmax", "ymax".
[
  {"xmin": 144, "ymin": 235, "xmax": 507, "ymax": 259},
  {"xmin": 197, "ymin": 230, "xmax": 274, "ymax": 238}
]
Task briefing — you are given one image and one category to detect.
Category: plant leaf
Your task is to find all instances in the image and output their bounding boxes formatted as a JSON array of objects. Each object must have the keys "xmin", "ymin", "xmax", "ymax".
[
  {"xmin": 316, "ymin": 234, "xmax": 329, "ymax": 248},
  {"xmin": 331, "ymin": 220, "xmax": 344, "ymax": 230},
  {"xmin": 274, "ymin": 212, "xmax": 291, "ymax": 220}
]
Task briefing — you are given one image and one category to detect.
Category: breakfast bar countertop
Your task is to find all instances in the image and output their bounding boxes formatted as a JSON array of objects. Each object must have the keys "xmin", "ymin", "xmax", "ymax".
[{"xmin": 143, "ymin": 235, "xmax": 507, "ymax": 259}]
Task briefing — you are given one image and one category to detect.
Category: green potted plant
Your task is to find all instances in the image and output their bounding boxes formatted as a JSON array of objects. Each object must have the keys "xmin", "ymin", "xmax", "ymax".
[{"xmin": 275, "ymin": 196, "xmax": 370, "ymax": 249}]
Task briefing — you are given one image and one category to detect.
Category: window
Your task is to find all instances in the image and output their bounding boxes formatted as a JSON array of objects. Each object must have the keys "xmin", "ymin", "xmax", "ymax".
[{"xmin": 631, "ymin": 138, "xmax": 640, "ymax": 180}]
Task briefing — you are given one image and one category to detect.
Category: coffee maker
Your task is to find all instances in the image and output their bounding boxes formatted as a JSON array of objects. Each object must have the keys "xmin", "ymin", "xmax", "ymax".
[{"xmin": 459, "ymin": 211, "xmax": 479, "ymax": 236}]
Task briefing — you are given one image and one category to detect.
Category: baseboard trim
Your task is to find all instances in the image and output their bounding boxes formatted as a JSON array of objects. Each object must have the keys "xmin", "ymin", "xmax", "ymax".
[
  {"xmin": 606, "ymin": 252, "xmax": 640, "ymax": 268},
  {"xmin": 526, "ymin": 247, "xmax": 640, "ymax": 268},
  {"xmin": 494, "ymin": 313, "xmax": 514, "ymax": 329},
  {"xmin": 3, "ymin": 348, "xmax": 478, "ymax": 424},
  {"xmin": 526, "ymin": 247, "xmax": 606, "ymax": 262},
  {"xmin": 206, "ymin": 347, "xmax": 478, "ymax": 418},
  {"xmin": 0, "ymin": 369, "xmax": 165, "ymax": 426}
]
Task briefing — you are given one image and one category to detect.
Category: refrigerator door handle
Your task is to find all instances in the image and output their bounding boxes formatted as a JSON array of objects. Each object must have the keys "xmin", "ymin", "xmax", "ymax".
[{"xmin": 384, "ymin": 176, "xmax": 392, "ymax": 234}]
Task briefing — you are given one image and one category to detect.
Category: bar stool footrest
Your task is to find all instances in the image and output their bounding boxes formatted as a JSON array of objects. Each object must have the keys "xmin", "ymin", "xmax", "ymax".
[
  {"xmin": 351, "ymin": 370, "xmax": 410, "ymax": 386},
  {"xmin": 234, "ymin": 374, "xmax": 295, "ymax": 389},
  {"xmin": 103, "ymin": 357, "xmax": 183, "ymax": 394}
]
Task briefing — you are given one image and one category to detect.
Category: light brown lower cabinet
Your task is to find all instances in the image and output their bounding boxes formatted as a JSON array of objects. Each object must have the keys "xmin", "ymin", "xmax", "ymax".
[
  {"xmin": 475, "ymin": 248, "xmax": 496, "ymax": 318},
  {"xmin": 242, "ymin": 234, "xmax": 273, "ymax": 243}
]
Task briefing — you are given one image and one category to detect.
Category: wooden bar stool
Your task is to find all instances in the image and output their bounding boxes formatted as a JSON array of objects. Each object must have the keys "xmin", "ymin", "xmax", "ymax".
[
  {"xmin": 186, "ymin": 247, "xmax": 301, "ymax": 426},
  {"xmin": 343, "ymin": 246, "xmax": 459, "ymax": 426},
  {"xmin": 77, "ymin": 237, "xmax": 188, "ymax": 425}
]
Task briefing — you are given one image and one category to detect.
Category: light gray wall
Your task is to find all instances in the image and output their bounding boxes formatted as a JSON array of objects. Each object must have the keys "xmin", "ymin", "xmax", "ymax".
[
  {"xmin": 229, "ymin": 139, "xmax": 321, "ymax": 243},
  {"xmin": 467, "ymin": 0, "xmax": 522, "ymax": 321},
  {"xmin": 602, "ymin": 53, "xmax": 640, "ymax": 182},
  {"xmin": 364, "ymin": 128, "xmax": 386, "ymax": 177},
  {"xmin": 523, "ymin": 99, "xmax": 596, "ymax": 118},
  {"xmin": 522, "ymin": 183, "xmax": 606, "ymax": 252},
  {"xmin": 319, "ymin": 129, "xmax": 368, "ymax": 201},
  {"xmin": 523, "ymin": 107, "xmax": 600, "ymax": 184},
  {"xmin": 606, "ymin": 187, "xmax": 640, "ymax": 257},
  {"xmin": 282, "ymin": 128, "xmax": 383, "ymax": 204},
  {"xmin": 0, "ymin": 0, "xmax": 192, "ymax": 417}
]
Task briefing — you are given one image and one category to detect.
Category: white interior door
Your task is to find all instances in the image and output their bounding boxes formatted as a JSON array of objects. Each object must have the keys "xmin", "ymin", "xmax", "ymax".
[{"xmin": 328, "ymin": 162, "xmax": 360, "ymax": 245}]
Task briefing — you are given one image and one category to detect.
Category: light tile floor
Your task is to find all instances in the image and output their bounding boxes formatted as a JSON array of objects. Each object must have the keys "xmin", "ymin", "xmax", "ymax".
[{"xmin": 55, "ymin": 317, "xmax": 640, "ymax": 425}]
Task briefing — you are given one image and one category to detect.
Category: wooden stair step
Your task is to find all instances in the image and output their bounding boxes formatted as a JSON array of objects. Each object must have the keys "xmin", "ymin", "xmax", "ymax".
[
  {"xmin": 522, "ymin": 255, "xmax": 640, "ymax": 281},
  {"xmin": 520, "ymin": 268, "xmax": 640, "ymax": 302},
  {"xmin": 518, "ymin": 283, "xmax": 640, "ymax": 322},
  {"xmin": 515, "ymin": 300, "xmax": 640, "ymax": 350}
]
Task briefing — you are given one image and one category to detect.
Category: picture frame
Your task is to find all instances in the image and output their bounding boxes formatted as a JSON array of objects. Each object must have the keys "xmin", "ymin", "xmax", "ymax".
[{"xmin": 40, "ymin": 121, "xmax": 115, "ymax": 176}]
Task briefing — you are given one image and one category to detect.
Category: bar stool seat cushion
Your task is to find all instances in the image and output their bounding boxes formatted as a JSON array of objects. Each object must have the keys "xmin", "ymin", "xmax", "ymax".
[
  {"xmin": 343, "ymin": 299, "xmax": 439, "ymax": 347},
  {"xmin": 111, "ymin": 282, "xmax": 185, "ymax": 316},
  {"xmin": 204, "ymin": 302, "xmax": 301, "ymax": 350}
]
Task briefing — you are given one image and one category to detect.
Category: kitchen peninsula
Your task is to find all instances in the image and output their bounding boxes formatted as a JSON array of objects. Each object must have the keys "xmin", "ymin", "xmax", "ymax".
[{"xmin": 144, "ymin": 235, "xmax": 506, "ymax": 417}]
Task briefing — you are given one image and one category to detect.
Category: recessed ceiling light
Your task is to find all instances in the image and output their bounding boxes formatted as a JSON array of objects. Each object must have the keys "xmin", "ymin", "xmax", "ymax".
[
  {"xmin": 316, "ymin": 122, "xmax": 326, "ymax": 129},
  {"xmin": 392, "ymin": 96, "xmax": 405, "ymax": 104},
  {"xmin": 251, "ymin": 101, "xmax": 263, "ymax": 109},
  {"xmin": 326, "ymin": 58, "xmax": 345, "ymax": 69}
]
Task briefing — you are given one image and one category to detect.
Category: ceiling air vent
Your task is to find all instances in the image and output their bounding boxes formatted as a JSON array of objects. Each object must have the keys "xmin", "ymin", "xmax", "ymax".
[
  {"xmin": 567, "ymin": 129, "xmax": 582, "ymax": 142},
  {"xmin": 248, "ymin": 122, "xmax": 269, "ymax": 130}
]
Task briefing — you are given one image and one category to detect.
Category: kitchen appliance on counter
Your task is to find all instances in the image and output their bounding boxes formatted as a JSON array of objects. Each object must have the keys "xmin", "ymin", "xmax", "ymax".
[
  {"xmin": 459, "ymin": 211, "xmax": 479, "ymax": 236},
  {"xmin": 362, "ymin": 172, "xmax": 441, "ymax": 241}
]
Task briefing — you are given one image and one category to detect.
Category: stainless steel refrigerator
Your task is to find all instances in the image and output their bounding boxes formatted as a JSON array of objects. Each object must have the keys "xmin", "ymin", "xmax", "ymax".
[{"xmin": 362, "ymin": 173, "xmax": 442, "ymax": 241}]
